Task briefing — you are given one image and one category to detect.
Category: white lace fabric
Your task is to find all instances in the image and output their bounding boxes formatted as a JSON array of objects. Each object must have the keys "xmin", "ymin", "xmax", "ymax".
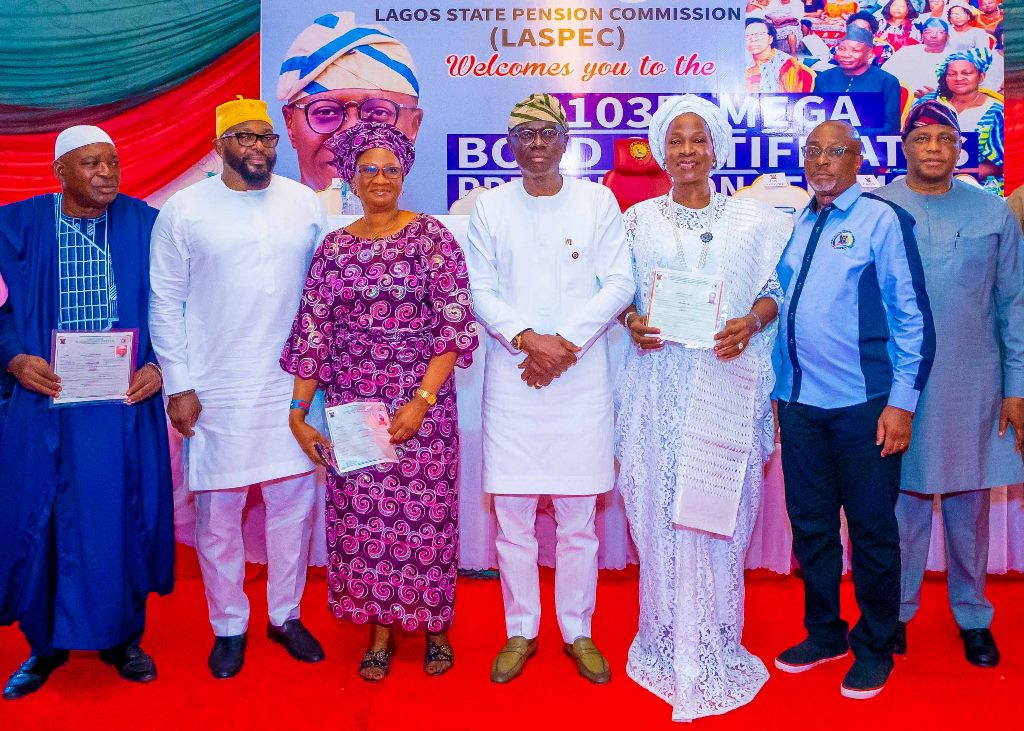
[{"xmin": 615, "ymin": 194, "xmax": 792, "ymax": 721}]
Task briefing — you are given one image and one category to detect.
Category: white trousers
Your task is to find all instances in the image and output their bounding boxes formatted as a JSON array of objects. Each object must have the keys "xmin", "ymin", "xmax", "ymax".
[
  {"xmin": 194, "ymin": 471, "xmax": 316, "ymax": 636},
  {"xmin": 493, "ymin": 494, "xmax": 599, "ymax": 643}
]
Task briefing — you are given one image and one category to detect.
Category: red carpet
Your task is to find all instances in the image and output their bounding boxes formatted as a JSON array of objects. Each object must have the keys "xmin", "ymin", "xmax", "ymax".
[{"xmin": 1, "ymin": 548, "xmax": 1020, "ymax": 729}]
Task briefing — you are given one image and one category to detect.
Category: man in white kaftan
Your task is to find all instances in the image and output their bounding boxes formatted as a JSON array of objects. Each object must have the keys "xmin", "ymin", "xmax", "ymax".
[
  {"xmin": 465, "ymin": 94, "xmax": 635, "ymax": 685},
  {"xmin": 149, "ymin": 98, "xmax": 326, "ymax": 679}
]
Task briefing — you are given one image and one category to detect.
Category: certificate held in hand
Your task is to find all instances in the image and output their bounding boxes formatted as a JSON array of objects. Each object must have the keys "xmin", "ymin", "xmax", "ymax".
[
  {"xmin": 50, "ymin": 329, "xmax": 137, "ymax": 407},
  {"xmin": 318, "ymin": 401, "xmax": 400, "ymax": 476},
  {"xmin": 645, "ymin": 267, "xmax": 725, "ymax": 348}
]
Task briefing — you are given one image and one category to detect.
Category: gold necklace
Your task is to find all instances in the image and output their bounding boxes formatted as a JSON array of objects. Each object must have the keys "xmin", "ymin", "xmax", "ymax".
[{"xmin": 365, "ymin": 211, "xmax": 403, "ymax": 239}]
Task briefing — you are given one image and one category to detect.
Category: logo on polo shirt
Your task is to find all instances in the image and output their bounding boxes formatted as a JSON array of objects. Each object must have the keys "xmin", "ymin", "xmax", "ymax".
[{"xmin": 831, "ymin": 230, "xmax": 855, "ymax": 250}]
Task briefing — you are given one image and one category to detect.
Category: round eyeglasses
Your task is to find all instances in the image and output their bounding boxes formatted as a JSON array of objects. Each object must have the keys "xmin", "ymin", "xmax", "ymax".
[
  {"xmin": 292, "ymin": 98, "xmax": 416, "ymax": 135},
  {"xmin": 509, "ymin": 127, "xmax": 566, "ymax": 145}
]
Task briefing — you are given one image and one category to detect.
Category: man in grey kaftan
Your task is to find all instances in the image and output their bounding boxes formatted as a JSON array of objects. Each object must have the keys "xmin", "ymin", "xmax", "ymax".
[{"xmin": 877, "ymin": 101, "xmax": 1024, "ymax": 669}]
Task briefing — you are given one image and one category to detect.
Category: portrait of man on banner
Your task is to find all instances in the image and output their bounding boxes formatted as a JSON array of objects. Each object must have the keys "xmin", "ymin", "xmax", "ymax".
[{"xmin": 276, "ymin": 10, "xmax": 423, "ymax": 209}]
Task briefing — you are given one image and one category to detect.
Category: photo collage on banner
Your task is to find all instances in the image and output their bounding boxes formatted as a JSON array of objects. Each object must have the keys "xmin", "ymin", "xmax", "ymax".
[{"xmin": 261, "ymin": 0, "xmax": 1007, "ymax": 215}]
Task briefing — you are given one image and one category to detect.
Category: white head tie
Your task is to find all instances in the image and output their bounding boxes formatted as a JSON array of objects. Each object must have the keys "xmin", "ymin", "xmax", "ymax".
[
  {"xmin": 648, "ymin": 95, "xmax": 732, "ymax": 170},
  {"xmin": 54, "ymin": 125, "xmax": 115, "ymax": 162}
]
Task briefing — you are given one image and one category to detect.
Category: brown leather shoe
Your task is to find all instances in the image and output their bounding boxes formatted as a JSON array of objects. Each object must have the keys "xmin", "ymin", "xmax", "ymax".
[
  {"xmin": 564, "ymin": 637, "xmax": 610, "ymax": 684},
  {"xmin": 490, "ymin": 636, "xmax": 537, "ymax": 683}
]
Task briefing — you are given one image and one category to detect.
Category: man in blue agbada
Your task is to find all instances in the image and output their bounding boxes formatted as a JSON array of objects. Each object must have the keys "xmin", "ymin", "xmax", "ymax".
[{"xmin": 0, "ymin": 125, "xmax": 174, "ymax": 700}]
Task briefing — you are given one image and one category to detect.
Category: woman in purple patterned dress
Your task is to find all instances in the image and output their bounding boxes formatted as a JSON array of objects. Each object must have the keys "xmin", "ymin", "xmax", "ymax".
[{"xmin": 280, "ymin": 122, "xmax": 477, "ymax": 681}]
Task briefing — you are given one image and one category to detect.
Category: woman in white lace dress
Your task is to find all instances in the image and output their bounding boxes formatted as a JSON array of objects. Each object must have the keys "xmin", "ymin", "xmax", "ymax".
[{"xmin": 614, "ymin": 95, "xmax": 793, "ymax": 721}]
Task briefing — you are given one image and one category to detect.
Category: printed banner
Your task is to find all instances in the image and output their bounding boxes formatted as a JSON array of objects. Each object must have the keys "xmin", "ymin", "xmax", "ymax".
[{"xmin": 261, "ymin": 1, "xmax": 1007, "ymax": 213}]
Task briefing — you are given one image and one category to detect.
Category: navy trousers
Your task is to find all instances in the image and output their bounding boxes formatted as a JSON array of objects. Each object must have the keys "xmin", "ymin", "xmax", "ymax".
[{"xmin": 779, "ymin": 396, "xmax": 902, "ymax": 663}]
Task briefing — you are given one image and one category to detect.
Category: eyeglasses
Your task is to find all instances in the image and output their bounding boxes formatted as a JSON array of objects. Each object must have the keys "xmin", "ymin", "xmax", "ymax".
[
  {"xmin": 745, "ymin": 32, "xmax": 771, "ymax": 41},
  {"xmin": 801, "ymin": 145, "xmax": 848, "ymax": 160},
  {"xmin": 291, "ymin": 98, "xmax": 416, "ymax": 135},
  {"xmin": 509, "ymin": 127, "xmax": 566, "ymax": 145},
  {"xmin": 220, "ymin": 132, "xmax": 281, "ymax": 148},
  {"xmin": 356, "ymin": 164, "xmax": 403, "ymax": 179}
]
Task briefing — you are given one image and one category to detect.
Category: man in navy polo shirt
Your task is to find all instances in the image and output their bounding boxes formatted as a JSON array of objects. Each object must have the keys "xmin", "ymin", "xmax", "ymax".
[{"xmin": 773, "ymin": 121, "xmax": 935, "ymax": 700}]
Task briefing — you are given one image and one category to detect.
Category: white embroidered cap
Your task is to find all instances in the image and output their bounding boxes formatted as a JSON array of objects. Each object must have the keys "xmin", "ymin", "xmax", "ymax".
[{"xmin": 54, "ymin": 125, "xmax": 115, "ymax": 162}]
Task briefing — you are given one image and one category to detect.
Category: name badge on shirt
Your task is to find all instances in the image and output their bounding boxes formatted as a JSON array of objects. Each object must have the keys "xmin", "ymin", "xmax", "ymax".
[{"xmin": 856, "ymin": 174, "xmax": 884, "ymax": 191}]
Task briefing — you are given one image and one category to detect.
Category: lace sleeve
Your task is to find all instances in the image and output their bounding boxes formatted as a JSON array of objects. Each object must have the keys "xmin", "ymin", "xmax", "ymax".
[
  {"xmin": 624, "ymin": 205, "xmax": 643, "ymax": 311},
  {"xmin": 756, "ymin": 272, "xmax": 783, "ymax": 308}
]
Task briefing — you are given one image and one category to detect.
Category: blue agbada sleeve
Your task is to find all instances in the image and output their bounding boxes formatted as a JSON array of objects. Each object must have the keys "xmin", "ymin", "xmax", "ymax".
[
  {"xmin": 0, "ymin": 299, "xmax": 23, "ymax": 371},
  {"xmin": 0, "ymin": 203, "xmax": 30, "ymax": 369}
]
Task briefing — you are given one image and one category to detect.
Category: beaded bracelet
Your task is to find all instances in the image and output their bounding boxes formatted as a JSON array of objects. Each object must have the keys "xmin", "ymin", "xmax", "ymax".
[{"xmin": 289, "ymin": 399, "xmax": 310, "ymax": 413}]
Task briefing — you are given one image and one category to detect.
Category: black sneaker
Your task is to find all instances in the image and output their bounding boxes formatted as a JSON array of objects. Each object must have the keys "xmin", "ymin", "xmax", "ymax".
[
  {"xmin": 775, "ymin": 638, "xmax": 849, "ymax": 673},
  {"xmin": 894, "ymin": 621, "xmax": 907, "ymax": 655},
  {"xmin": 841, "ymin": 657, "xmax": 893, "ymax": 699}
]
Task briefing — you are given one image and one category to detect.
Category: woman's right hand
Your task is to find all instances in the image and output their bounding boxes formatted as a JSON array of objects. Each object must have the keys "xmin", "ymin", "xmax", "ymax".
[
  {"xmin": 628, "ymin": 312, "xmax": 664, "ymax": 350},
  {"xmin": 289, "ymin": 412, "xmax": 332, "ymax": 467}
]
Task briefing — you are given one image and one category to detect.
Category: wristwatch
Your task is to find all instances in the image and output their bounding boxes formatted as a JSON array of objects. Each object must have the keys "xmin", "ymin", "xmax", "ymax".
[{"xmin": 415, "ymin": 388, "xmax": 437, "ymax": 406}]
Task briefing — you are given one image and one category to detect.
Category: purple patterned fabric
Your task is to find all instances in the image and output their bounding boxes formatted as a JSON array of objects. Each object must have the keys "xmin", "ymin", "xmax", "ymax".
[
  {"xmin": 280, "ymin": 214, "xmax": 477, "ymax": 632},
  {"xmin": 902, "ymin": 99, "xmax": 961, "ymax": 138},
  {"xmin": 326, "ymin": 121, "xmax": 416, "ymax": 183}
]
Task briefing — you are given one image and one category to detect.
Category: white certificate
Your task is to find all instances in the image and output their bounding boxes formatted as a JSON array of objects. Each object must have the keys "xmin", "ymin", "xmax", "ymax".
[
  {"xmin": 645, "ymin": 268, "xmax": 725, "ymax": 348},
  {"xmin": 50, "ymin": 329, "xmax": 136, "ymax": 407},
  {"xmin": 321, "ymin": 401, "xmax": 400, "ymax": 475}
]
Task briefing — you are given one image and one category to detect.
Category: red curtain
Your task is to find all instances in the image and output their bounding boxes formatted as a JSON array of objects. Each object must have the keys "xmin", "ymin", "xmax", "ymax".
[
  {"xmin": 1005, "ymin": 96, "xmax": 1022, "ymax": 194},
  {"xmin": 0, "ymin": 34, "xmax": 259, "ymax": 204}
]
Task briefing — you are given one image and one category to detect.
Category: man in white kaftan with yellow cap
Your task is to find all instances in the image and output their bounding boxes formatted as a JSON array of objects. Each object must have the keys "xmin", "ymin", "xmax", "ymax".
[
  {"xmin": 465, "ymin": 94, "xmax": 635, "ymax": 686},
  {"xmin": 150, "ymin": 98, "xmax": 327, "ymax": 680},
  {"xmin": 278, "ymin": 10, "xmax": 422, "ymax": 208}
]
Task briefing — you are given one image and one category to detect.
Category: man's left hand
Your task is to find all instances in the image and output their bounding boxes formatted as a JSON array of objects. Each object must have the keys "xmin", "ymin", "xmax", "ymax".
[
  {"xmin": 126, "ymin": 363, "xmax": 162, "ymax": 405},
  {"xmin": 876, "ymin": 405, "xmax": 913, "ymax": 457},
  {"xmin": 999, "ymin": 397, "xmax": 1024, "ymax": 457}
]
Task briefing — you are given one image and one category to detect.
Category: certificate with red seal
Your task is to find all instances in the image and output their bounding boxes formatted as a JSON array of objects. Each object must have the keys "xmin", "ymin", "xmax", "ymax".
[
  {"xmin": 317, "ymin": 401, "xmax": 400, "ymax": 476},
  {"xmin": 645, "ymin": 268, "xmax": 725, "ymax": 348},
  {"xmin": 50, "ymin": 329, "xmax": 138, "ymax": 407}
]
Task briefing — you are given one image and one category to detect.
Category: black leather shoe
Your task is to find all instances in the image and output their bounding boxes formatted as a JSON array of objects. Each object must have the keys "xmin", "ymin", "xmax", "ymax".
[
  {"xmin": 960, "ymin": 628, "xmax": 999, "ymax": 668},
  {"xmin": 208, "ymin": 634, "xmax": 247, "ymax": 679},
  {"xmin": 894, "ymin": 621, "xmax": 907, "ymax": 655},
  {"xmin": 99, "ymin": 644, "xmax": 157, "ymax": 683},
  {"xmin": 3, "ymin": 652, "xmax": 69, "ymax": 700},
  {"xmin": 268, "ymin": 619, "xmax": 325, "ymax": 663}
]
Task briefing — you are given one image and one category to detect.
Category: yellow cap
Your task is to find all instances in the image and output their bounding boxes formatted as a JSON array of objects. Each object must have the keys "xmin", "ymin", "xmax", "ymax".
[{"xmin": 215, "ymin": 95, "xmax": 273, "ymax": 138}]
